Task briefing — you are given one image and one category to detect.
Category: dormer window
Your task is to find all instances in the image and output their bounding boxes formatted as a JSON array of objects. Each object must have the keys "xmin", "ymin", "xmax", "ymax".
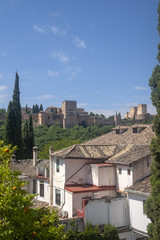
[
  {"xmin": 116, "ymin": 129, "xmax": 120, "ymax": 134},
  {"xmin": 133, "ymin": 128, "xmax": 137, "ymax": 133}
]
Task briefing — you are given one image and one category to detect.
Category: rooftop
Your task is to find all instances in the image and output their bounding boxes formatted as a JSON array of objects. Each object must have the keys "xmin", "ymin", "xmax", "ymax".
[
  {"xmin": 10, "ymin": 159, "xmax": 49, "ymax": 178},
  {"xmin": 125, "ymin": 176, "xmax": 151, "ymax": 195},
  {"xmin": 65, "ymin": 184, "xmax": 116, "ymax": 193}
]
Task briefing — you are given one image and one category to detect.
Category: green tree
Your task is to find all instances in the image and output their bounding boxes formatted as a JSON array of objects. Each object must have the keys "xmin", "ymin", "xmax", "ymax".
[
  {"xmin": 23, "ymin": 115, "xmax": 34, "ymax": 159},
  {"xmin": 5, "ymin": 72, "xmax": 23, "ymax": 159},
  {"xmin": 0, "ymin": 141, "xmax": 66, "ymax": 240},
  {"xmin": 89, "ymin": 112, "xmax": 95, "ymax": 117},
  {"xmin": 103, "ymin": 224, "xmax": 119, "ymax": 240},
  {"xmin": 145, "ymin": 2, "xmax": 160, "ymax": 239},
  {"xmin": 39, "ymin": 104, "xmax": 43, "ymax": 111},
  {"xmin": 23, "ymin": 119, "xmax": 30, "ymax": 159},
  {"xmin": 0, "ymin": 108, "xmax": 6, "ymax": 114}
]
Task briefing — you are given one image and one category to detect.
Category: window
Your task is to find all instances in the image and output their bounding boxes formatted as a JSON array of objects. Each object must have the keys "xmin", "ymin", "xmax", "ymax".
[
  {"xmin": 40, "ymin": 181, "xmax": 44, "ymax": 197},
  {"xmin": 56, "ymin": 159, "xmax": 60, "ymax": 172},
  {"xmin": 119, "ymin": 168, "xmax": 122, "ymax": 174},
  {"xmin": 55, "ymin": 189, "xmax": 61, "ymax": 206},
  {"xmin": 143, "ymin": 200, "xmax": 146, "ymax": 215},
  {"xmin": 127, "ymin": 169, "xmax": 130, "ymax": 175},
  {"xmin": 33, "ymin": 179, "xmax": 37, "ymax": 194},
  {"xmin": 116, "ymin": 129, "xmax": 120, "ymax": 134},
  {"xmin": 133, "ymin": 128, "xmax": 137, "ymax": 133},
  {"xmin": 147, "ymin": 161, "xmax": 150, "ymax": 167}
]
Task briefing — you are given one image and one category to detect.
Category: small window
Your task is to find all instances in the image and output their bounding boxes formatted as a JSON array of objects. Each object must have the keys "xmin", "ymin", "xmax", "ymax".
[
  {"xmin": 55, "ymin": 189, "xmax": 61, "ymax": 206},
  {"xmin": 119, "ymin": 168, "xmax": 122, "ymax": 174},
  {"xmin": 147, "ymin": 161, "xmax": 150, "ymax": 167},
  {"xmin": 33, "ymin": 179, "xmax": 37, "ymax": 194},
  {"xmin": 40, "ymin": 181, "xmax": 44, "ymax": 197},
  {"xmin": 127, "ymin": 169, "xmax": 130, "ymax": 175},
  {"xmin": 133, "ymin": 128, "xmax": 137, "ymax": 133},
  {"xmin": 56, "ymin": 159, "xmax": 60, "ymax": 172},
  {"xmin": 143, "ymin": 200, "xmax": 146, "ymax": 215},
  {"xmin": 116, "ymin": 129, "xmax": 120, "ymax": 134}
]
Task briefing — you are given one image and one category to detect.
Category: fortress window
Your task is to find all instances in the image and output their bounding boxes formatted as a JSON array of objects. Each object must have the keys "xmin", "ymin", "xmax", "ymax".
[
  {"xmin": 127, "ymin": 169, "xmax": 130, "ymax": 175},
  {"xmin": 48, "ymin": 116, "xmax": 50, "ymax": 120}
]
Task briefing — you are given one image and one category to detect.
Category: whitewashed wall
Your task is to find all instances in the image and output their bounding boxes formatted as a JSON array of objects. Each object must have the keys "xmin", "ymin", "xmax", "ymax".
[
  {"xmin": 132, "ymin": 156, "xmax": 151, "ymax": 184},
  {"xmin": 85, "ymin": 197, "xmax": 129, "ymax": 227},
  {"xmin": 36, "ymin": 180, "xmax": 50, "ymax": 202},
  {"xmin": 65, "ymin": 159, "xmax": 94, "ymax": 184},
  {"xmin": 128, "ymin": 192, "xmax": 150, "ymax": 234},
  {"xmin": 116, "ymin": 165, "xmax": 133, "ymax": 190}
]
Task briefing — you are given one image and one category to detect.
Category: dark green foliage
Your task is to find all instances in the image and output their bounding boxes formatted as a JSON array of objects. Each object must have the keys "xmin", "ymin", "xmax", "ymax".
[
  {"xmin": 4, "ymin": 73, "xmax": 23, "ymax": 159},
  {"xmin": 79, "ymin": 223, "xmax": 101, "ymax": 240},
  {"xmin": 65, "ymin": 223, "xmax": 119, "ymax": 240},
  {"xmin": 33, "ymin": 123, "xmax": 113, "ymax": 158},
  {"xmin": 103, "ymin": 224, "xmax": 119, "ymax": 240},
  {"xmin": 22, "ymin": 115, "xmax": 34, "ymax": 159},
  {"xmin": 39, "ymin": 104, "xmax": 43, "ymax": 111},
  {"xmin": 89, "ymin": 112, "xmax": 94, "ymax": 117},
  {"xmin": 146, "ymin": 3, "xmax": 160, "ymax": 238},
  {"xmin": 149, "ymin": 65, "xmax": 160, "ymax": 114},
  {"xmin": 100, "ymin": 114, "xmax": 105, "ymax": 118},
  {"xmin": 0, "ymin": 108, "xmax": 6, "ymax": 114},
  {"xmin": 32, "ymin": 104, "xmax": 43, "ymax": 113}
]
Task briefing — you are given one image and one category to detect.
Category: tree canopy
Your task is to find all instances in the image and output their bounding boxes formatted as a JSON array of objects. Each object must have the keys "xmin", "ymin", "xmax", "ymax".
[{"xmin": 145, "ymin": 2, "xmax": 160, "ymax": 239}]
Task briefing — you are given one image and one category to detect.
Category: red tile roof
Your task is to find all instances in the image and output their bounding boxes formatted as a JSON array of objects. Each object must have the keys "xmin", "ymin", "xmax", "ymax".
[{"xmin": 65, "ymin": 184, "xmax": 116, "ymax": 193}]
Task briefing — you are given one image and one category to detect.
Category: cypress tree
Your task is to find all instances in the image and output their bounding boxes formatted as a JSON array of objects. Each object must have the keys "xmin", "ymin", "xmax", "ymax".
[
  {"xmin": 39, "ymin": 104, "xmax": 43, "ymax": 111},
  {"xmin": 4, "ymin": 72, "xmax": 23, "ymax": 159},
  {"xmin": 23, "ymin": 119, "xmax": 29, "ymax": 159},
  {"xmin": 145, "ymin": 2, "xmax": 160, "ymax": 239}
]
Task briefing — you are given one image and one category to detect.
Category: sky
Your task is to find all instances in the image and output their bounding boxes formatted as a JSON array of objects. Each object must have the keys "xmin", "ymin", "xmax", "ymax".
[{"xmin": 0, "ymin": 0, "xmax": 159, "ymax": 117}]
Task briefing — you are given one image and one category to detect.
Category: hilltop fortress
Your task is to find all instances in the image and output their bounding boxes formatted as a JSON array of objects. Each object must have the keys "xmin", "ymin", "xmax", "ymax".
[{"xmin": 20, "ymin": 101, "xmax": 154, "ymax": 128}]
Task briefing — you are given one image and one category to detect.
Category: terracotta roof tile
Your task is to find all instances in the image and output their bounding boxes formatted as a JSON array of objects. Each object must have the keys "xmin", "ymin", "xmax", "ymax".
[{"xmin": 126, "ymin": 176, "xmax": 151, "ymax": 195}]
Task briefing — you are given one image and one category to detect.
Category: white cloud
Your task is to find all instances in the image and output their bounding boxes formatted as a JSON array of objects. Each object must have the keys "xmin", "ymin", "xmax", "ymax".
[
  {"xmin": 49, "ymin": 25, "xmax": 66, "ymax": 36},
  {"xmin": 0, "ymin": 85, "xmax": 7, "ymax": 91},
  {"xmin": 48, "ymin": 70, "xmax": 59, "ymax": 77},
  {"xmin": 73, "ymin": 36, "xmax": 86, "ymax": 49},
  {"xmin": 37, "ymin": 95, "xmax": 55, "ymax": 100},
  {"xmin": 134, "ymin": 86, "xmax": 149, "ymax": 90},
  {"xmin": 52, "ymin": 52, "xmax": 69, "ymax": 63},
  {"xmin": 33, "ymin": 24, "xmax": 45, "ymax": 33},
  {"xmin": 65, "ymin": 66, "xmax": 82, "ymax": 79}
]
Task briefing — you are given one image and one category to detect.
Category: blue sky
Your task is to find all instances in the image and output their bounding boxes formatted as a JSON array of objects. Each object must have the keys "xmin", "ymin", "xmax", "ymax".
[{"xmin": 0, "ymin": 0, "xmax": 159, "ymax": 117}]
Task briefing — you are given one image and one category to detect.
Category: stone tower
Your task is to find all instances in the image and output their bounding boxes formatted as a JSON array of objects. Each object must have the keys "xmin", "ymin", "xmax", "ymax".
[{"xmin": 62, "ymin": 100, "xmax": 77, "ymax": 128}]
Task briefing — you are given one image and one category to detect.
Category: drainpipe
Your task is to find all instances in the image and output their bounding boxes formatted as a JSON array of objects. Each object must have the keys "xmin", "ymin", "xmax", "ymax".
[{"xmin": 49, "ymin": 146, "xmax": 54, "ymax": 205}]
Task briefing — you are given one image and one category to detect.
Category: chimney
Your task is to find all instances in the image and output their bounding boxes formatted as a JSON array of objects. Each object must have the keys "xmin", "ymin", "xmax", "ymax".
[{"xmin": 33, "ymin": 146, "xmax": 38, "ymax": 166}]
